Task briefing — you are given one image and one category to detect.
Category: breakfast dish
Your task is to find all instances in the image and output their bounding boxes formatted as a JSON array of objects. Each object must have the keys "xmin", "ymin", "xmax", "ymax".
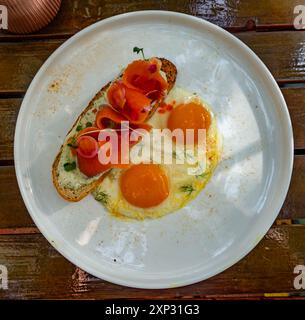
[
  {"xmin": 52, "ymin": 51, "xmax": 220, "ymax": 219},
  {"xmin": 15, "ymin": 11, "xmax": 293, "ymax": 288},
  {"xmin": 52, "ymin": 55, "xmax": 177, "ymax": 202},
  {"xmin": 94, "ymin": 87, "xmax": 221, "ymax": 219}
]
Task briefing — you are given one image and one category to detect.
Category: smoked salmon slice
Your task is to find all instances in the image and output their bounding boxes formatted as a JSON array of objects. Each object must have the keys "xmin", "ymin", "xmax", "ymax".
[
  {"xmin": 95, "ymin": 104, "xmax": 152, "ymax": 131},
  {"xmin": 107, "ymin": 82, "xmax": 152, "ymax": 123},
  {"xmin": 122, "ymin": 58, "xmax": 168, "ymax": 94},
  {"xmin": 106, "ymin": 58, "xmax": 168, "ymax": 123},
  {"xmin": 75, "ymin": 106, "xmax": 152, "ymax": 177}
]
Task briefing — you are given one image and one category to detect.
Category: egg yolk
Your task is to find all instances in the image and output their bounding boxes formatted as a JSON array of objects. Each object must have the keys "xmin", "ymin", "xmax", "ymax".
[
  {"xmin": 120, "ymin": 164, "xmax": 169, "ymax": 208},
  {"xmin": 167, "ymin": 102, "xmax": 211, "ymax": 143}
]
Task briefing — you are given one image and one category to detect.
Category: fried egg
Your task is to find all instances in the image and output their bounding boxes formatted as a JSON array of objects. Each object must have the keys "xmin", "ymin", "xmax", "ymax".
[{"xmin": 93, "ymin": 87, "xmax": 221, "ymax": 219}]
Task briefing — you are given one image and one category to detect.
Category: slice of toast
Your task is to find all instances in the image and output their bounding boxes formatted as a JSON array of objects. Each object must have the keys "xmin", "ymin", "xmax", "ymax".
[{"xmin": 52, "ymin": 58, "xmax": 177, "ymax": 202}]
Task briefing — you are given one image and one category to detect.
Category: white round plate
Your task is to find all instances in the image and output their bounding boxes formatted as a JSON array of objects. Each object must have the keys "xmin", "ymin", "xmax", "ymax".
[{"xmin": 15, "ymin": 11, "xmax": 293, "ymax": 289}]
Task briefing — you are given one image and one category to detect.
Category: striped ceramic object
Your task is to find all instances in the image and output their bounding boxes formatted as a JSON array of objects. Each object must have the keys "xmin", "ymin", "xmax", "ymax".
[{"xmin": 2, "ymin": 0, "xmax": 62, "ymax": 34}]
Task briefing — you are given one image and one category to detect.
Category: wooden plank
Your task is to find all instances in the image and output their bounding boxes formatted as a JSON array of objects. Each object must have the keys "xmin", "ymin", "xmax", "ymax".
[
  {"xmin": 0, "ymin": 167, "xmax": 35, "ymax": 229},
  {"xmin": 280, "ymin": 155, "xmax": 305, "ymax": 219},
  {"xmin": 0, "ymin": 87, "xmax": 304, "ymax": 161},
  {"xmin": 237, "ymin": 0, "xmax": 300, "ymax": 28},
  {"xmin": 0, "ymin": 32, "xmax": 305, "ymax": 95},
  {"xmin": 2, "ymin": 87, "xmax": 303, "ymax": 157},
  {"xmin": 1, "ymin": 156, "xmax": 305, "ymax": 229},
  {"xmin": 0, "ymin": 0, "xmax": 301, "ymax": 40},
  {"xmin": 0, "ymin": 225, "xmax": 304, "ymax": 299},
  {"xmin": 282, "ymin": 88, "xmax": 305, "ymax": 150},
  {"xmin": 0, "ymin": 88, "xmax": 305, "ymax": 161},
  {"xmin": 0, "ymin": 99, "xmax": 20, "ymax": 161},
  {"xmin": 237, "ymin": 31, "xmax": 305, "ymax": 83},
  {"xmin": 0, "ymin": 40, "xmax": 61, "ymax": 94}
]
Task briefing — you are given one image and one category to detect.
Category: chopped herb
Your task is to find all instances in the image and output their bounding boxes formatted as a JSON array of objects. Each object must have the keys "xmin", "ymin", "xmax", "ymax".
[
  {"xmin": 64, "ymin": 161, "xmax": 76, "ymax": 172},
  {"xmin": 76, "ymin": 125, "xmax": 82, "ymax": 132},
  {"xmin": 180, "ymin": 184, "xmax": 195, "ymax": 196},
  {"xmin": 133, "ymin": 46, "xmax": 146, "ymax": 60},
  {"xmin": 67, "ymin": 136, "xmax": 78, "ymax": 149},
  {"xmin": 95, "ymin": 191, "xmax": 109, "ymax": 205},
  {"xmin": 86, "ymin": 121, "xmax": 93, "ymax": 128},
  {"xmin": 107, "ymin": 171, "xmax": 117, "ymax": 181},
  {"xmin": 196, "ymin": 172, "xmax": 208, "ymax": 179}
]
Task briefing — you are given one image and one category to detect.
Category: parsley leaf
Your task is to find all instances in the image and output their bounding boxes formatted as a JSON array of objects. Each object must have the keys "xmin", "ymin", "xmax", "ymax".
[
  {"xmin": 95, "ymin": 191, "xmax": 109, "ymax": 205},
  {"xmin": 67, "ymin": 137, "xmax": 77, "ymax": 149},
  {"xmin": 64, "ymin": 162, "xmax": 76, "ymax": 172},
  {"xmin": 196, "ymin": 172, "xmax": 208, "ymax": 179},
  {"xmin": 180, "ymin": 184, "xmax": 195, "ymax": 196}
]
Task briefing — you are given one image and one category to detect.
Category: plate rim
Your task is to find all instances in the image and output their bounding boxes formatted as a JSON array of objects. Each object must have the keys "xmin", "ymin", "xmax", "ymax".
[{"xmin": 14, "ymin": 10, "xmax": 294, "ymax": 289}]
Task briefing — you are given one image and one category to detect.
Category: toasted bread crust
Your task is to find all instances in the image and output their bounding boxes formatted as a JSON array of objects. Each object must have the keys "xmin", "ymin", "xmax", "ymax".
[{"xmin": 52, "ymin": 58, "xmax": 177, "ymax": 202}]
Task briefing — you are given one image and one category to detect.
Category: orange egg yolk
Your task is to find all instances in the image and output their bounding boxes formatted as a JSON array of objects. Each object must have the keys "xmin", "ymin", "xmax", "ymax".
[
  {"xmin": 120, "ymin": 164, "xmax": 169, "ymax": 208},
  {"xmin": 167, "ymin": 102, "xmax": 211, "ymax": 144}
]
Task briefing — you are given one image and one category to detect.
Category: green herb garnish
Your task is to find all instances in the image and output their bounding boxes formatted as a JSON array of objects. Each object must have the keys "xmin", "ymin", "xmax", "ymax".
[
  {"xmin": 64, "ymin": 161, "xmax": 76, "ymax": 172},
  {"xmin": 76, "ymin": 125, "xmax": 82, "ymax": 132},
  {"xmin": 196, "ymin": 172, "xmax": 208, "ymax": 179},
  {"xmin": 86, "ymin": 121, "xmax": 93, "ymax": 128},
  {"xmin": 133, "ymin": 46, "xmax": 146, "ymax": 60},
  {"xmin": 67, "ymin": 136, "xmax": 78, "ymax": 149},
  {"xmin": 95, "ymin": 191, "xmax": 109, "ymax": 205},
  {"xmin": 180, "ymin": 184, "xmax": 195, "ymax": 196}
]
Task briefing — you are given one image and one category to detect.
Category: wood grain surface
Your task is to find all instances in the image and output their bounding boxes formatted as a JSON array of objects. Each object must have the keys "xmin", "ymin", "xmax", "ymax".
[
  {"xmin": 0, "ymin": 0, "xmax": 301, "ymax": 40},
  {"xmin": 0, "ymin": 0, "xmax": 304, "ymax": 299},
  {"xmin": 0, "ymin": 225, "xmax": 304, "ymax": 299},
  {"xmin": 1, "ymin": 88, "xmax": 304, "ymax": 162},
  {"xmin": 1, "ymin": 31, "xmax": 305, "ymax": 96},
  {"xmin": 0, "ymin": 155, "xmax": 305, "ymax": 231}
]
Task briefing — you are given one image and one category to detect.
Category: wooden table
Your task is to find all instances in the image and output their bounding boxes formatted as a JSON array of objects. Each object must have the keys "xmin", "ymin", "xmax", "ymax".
[{"xmin": 0, "ymin": 0, "xmax": 305, "ymax": 299}]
